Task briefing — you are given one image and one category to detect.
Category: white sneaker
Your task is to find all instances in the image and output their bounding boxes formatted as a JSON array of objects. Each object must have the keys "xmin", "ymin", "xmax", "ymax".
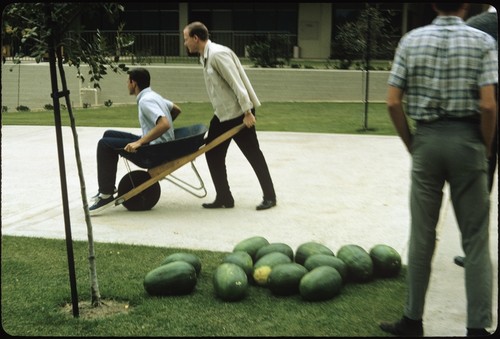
[
  {"xmin": 90, "ymin": 189, "xmax": 117, "ymax": 202},
  {"xmin": 89, "ymin": 195, "xmax": 115, "ymax": 215}
]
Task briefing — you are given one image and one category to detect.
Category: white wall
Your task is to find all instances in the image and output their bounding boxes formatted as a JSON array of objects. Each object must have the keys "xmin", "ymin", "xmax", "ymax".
[{"xmin": 297, "ymin": 3, "xmax": 332, "ymax": 59}]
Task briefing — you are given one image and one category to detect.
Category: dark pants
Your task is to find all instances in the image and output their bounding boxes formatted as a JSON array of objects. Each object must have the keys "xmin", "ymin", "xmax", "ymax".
[
  {"xmin": 405, "ymin": 121, "xmax": 492, "ymax": 328},
  {"xmin": 205, "ymin": 113, "xmax": 276, "ymax": 202},
  {"xmin": 96, "ymin": 130, "xmax": 141, "ymax": 194},
  {"xmin": 487, "ymin": 128, "xmax": 497, "ymax": 192}
]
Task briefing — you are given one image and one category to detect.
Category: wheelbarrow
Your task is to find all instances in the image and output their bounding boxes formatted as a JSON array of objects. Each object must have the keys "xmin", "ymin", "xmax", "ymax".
[{"xmin": 113, "ymin": 123, "xmax": 246, "ymax": 211}]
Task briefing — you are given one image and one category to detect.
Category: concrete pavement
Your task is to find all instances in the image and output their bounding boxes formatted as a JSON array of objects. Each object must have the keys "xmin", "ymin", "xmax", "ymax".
[{"xmin": 1, "ymin": 125, "xmax": 498, "ymax": 336}]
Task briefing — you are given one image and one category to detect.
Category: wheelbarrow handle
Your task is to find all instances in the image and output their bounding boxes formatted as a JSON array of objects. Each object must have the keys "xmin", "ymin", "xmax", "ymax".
[{"xmin": 200, "ymin": 123, "xmax": 246, "ymax": 153}]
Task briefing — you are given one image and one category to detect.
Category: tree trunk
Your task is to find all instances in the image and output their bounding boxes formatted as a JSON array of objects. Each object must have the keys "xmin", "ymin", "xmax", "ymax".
[
  {"xmin": 45, "ymin": 3, "xmax": 79, "ymax": 317},
  {"xmin": 55, "ymin": 45, "xmax": 102, "ymax": 307}
]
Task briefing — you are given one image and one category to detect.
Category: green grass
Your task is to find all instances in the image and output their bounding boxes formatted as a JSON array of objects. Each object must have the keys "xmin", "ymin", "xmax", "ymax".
[
  {"xmin": 2, "ymin": 102, "xmax": 400, "ymax": 136},
  {"xmin": 1, "ymin": 235, "xmax": 406, "ymax": 336}
]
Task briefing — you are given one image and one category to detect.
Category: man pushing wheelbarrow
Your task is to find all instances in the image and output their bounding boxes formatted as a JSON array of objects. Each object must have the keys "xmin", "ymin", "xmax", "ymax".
[{"xmin": 90, "ymin": 55, "xmax": 277, "ymax": 215}]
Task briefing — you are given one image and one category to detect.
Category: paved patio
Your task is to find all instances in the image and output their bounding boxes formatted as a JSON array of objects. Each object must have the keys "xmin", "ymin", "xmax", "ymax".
[{"xmin": 1, "ymin": 124, "xmax": 497, "ymax": 336}]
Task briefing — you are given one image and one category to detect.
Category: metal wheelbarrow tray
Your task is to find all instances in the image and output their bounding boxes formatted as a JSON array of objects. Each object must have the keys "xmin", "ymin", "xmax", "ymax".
[{"xmin": 114, "ymin": 123, "xmax": 245, "ymax": 211}]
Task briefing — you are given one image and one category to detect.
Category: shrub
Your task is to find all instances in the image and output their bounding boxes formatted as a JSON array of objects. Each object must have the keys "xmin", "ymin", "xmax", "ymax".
[
  {"xmin": 338, "ymin": 59, "xmax": 352, "ymax": 70},
  {"xmin": 43, "ymin": 104, "xmax": 66, "ymax": 110},
  {"xmin": 16, "ymin": 105, "xmax": 30, "ymax": 112},
  {"xmin": 247, "ymin": 34, "xmax": 292, "ymax": 68}
]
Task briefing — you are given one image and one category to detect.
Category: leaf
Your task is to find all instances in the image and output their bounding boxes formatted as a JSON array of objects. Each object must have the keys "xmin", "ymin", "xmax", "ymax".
[{"xmin": 5, "ymin": 3, "xmax": 132, "ymax": 88}]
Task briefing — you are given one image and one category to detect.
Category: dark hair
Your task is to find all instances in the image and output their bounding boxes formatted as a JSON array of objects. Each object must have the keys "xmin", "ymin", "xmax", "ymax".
[
  {"xmin": 434, "ymin": 3, "xmax": 464, "ymax": 12},
  {"xmin": 185, "ymin": 21, "xmax": 209, "ymax": 41},
  {"xmin": 128, "ymin": 68, "xmax": 150, "ymax": 90}
]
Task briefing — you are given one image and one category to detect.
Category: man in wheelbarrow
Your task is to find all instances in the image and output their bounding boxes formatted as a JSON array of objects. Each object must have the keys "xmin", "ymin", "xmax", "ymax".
[
  {"xmin": 183, "ymin": 21, "xmax": 277, "ymax": 211},
  {"xmin": 89, "ymin": 67, "xmax": 181, "ymax": 215}
]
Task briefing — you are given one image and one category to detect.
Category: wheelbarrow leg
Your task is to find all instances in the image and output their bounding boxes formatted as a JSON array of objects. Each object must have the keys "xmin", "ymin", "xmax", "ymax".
[{"xmin": 163, "ymin": 161, "xmax": 207, "ymax": 198}]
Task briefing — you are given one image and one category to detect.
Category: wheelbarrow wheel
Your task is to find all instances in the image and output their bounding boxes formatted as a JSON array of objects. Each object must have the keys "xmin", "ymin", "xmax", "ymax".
[{"xmin": 118, "ymin": 170, "xmax": 161, "ymax": 211}]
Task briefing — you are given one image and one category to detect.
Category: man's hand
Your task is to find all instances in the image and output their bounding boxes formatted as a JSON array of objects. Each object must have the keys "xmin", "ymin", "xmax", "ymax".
[
  {"xmin": 125, "ymin": 116, "xmax": 170, "ymax": 153},
  {"xmin": 124, "ymin": 140, "xmax": 142, "ymax": 153},
  {"xmin": 243, "ymin": 111, "xmax": 256, "ymax": 128}
]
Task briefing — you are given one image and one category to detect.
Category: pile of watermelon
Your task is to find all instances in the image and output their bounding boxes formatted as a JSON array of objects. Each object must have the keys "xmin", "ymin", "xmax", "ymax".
[
  {"xmin": 213, "ymin": 236, "xmax": 402, "ymax": 302},
  {"xmin": 142, "ymin": 236, "xmax": 402, "ymax": 302}
]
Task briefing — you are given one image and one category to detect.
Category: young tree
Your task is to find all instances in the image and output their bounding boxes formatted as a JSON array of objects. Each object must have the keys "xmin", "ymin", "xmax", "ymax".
[
  {"xmin": 3, "ymin": 3, "xmax": 133, "ymax": 85},
  {"xmin": 334, "ymin": 5, "xmax": 396, "ymax": 130},
  {"xmin": 2, "ymin": 3, "xmax": 133, "ymax": 315},
  {"xmin": 334, "ymin": 5, "xmax": 396, "ymax": 69}
]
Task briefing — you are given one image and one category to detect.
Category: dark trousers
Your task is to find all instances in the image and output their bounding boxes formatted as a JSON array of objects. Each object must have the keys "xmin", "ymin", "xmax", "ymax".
[
  {"xmin": 205, "ymin": 113, "xmax": 276, "ymax": 202},
  {"xmin": 96, "ymin": 130, "xmax": 141, "ymax": 194},
  {"xmin": 487, "ymin": 128, "xmax": 498, "ymax": 192},
  {"xmin": 405, "ymin": 121, "xmax": 491, "ymax": 328}
]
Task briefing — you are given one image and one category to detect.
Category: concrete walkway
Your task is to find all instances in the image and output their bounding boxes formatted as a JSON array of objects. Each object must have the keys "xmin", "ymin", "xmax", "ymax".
[{"xmin": 1, "ymin": 125, "xmax": 498, "ymax": 336}]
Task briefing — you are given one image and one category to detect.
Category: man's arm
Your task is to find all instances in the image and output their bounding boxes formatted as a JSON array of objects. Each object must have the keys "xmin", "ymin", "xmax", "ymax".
[
  {"xmin": 387, "ymin": 85, "xmax": 412, "ymax": 153},
  {"xmin": 479, "ymin": 84, "xmax": 497, "ymax": 157},
  {"xmin": 212, "ymin": 52, "xmax": 255, "ymax": 128},
  {"xmin": 124, "ymin": 116, "xmax": 170, "ymax": 153},
  {"xmin": 213, "ymin": 52, "xmax": 253, "ymax": 112},
  {"xmin": 170, "ymin": 103, "xmax": 182, "ymax": 121}
]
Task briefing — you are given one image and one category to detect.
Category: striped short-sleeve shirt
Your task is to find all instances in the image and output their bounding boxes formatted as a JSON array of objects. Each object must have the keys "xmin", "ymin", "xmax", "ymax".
[{"xmin": 388, "ymin": 16, "xmax": 498, "ymax": 122}]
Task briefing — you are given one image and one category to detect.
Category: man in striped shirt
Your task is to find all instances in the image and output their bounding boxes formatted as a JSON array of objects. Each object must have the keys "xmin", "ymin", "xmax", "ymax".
[{"xmin": 380, "ymin": 3, "xmax": 497, "ymax": 337}]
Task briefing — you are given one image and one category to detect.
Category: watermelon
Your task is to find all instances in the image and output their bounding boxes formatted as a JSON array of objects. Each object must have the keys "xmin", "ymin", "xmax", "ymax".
[
  {"xmin": 255, "ymin": 243, "xmax": 294, "ymax": 261},
  {"xmin": 223, "ymin": 251, "xmax": 253, "ymax": 277},
  {"xmin": 144, "ymin": 261, "xmax": 197, "ymax": 296},
  {"xmin": 267, "ymin": 263, "xmax": 308, "ymax": 296},
  {"xmin": 304, "ymin": 254, "xmax": 347, "ymax": 281},
  {"xmin": 253, "ymin": 252, "xmax": 292, "ymax": 286},
  {"xmin": 369, "ymin": 244, "xmax": 402, "ymax": 278},
  {"xmin": 295, "ymin": 241, "xmax": 335, "ymax": 265},
  {"xmin": 299, "ymin": 266, "xmax": 342, "ymax": 301},
  {"xmin": 336, "ymin": 244, "xmax": 373, "ymax": 283},
  {"xmin": 233, "ymin": 236, "xmax": 270, "ymax": 261},
  {"xmin": 161, "ymin": 252, "xmax": 202, "ymax": 276},
  {"xmin": 213, "ymin": 263, "xmax": 249, "ymax": 301}
]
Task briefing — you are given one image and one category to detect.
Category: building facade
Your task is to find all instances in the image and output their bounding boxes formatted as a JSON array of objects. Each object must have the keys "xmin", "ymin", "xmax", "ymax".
[
  {"xmin": 3, "ymin": 2, "xmax": 490, "ymax": 60},
  {"xmin": 106, "ymin": 2, "xmax": 488, "ymax": 59}
]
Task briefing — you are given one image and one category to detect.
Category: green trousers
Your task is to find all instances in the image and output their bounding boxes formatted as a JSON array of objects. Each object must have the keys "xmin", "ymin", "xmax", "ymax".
[{"xmin": 404, "ymin": 120, "xmax": 492, "ymax": 329}]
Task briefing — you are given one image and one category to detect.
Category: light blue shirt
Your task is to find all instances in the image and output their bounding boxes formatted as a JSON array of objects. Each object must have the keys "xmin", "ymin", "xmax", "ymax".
[
  {"xmin": 388, "ymin": 16, "xmax": 498, "ymax": 121},
  {"xmin": 136, "ymin": 87, "xmax": 175, "ymax": 144}
]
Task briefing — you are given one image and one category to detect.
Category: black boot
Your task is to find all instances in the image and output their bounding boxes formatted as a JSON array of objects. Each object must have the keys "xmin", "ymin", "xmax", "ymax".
[
  {"xmin": 202, "ymin": 197, "xmax": 234, "ymax": 209},
  {"xmin": 454, "ymin": 255, "xmax": 465, "ymax": 267},
  {"xmin": 467, "ymin": 328, "xmax": 491, "ymax": 336},
  {"xmin": 380, "ymin": 316, "xmax": 424, "ymax": 337}
]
